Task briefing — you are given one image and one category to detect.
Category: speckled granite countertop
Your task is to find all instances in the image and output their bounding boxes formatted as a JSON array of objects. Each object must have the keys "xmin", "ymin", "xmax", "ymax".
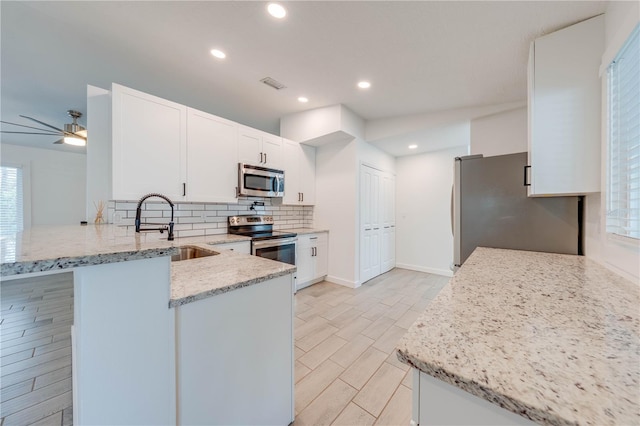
[
  {"xmin": 0, "ymin": 225, "xmax": 295, "ymax": 308},
  {"xmin": 170, "ymin": 243, "xmax": 295, "ymax": 307},
  {"xmin": 397, "ymin": 247, "xmax": 640, "ymax": 426},
  {"xmin": 286, "ymin": 228, "xmax": 329, "ymax": 235}
]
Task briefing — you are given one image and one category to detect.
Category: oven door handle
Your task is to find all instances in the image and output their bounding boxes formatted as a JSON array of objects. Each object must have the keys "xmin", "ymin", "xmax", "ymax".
[{"xmin": 252, "ymin": 237, "xmax": 297, "ymax": 250}]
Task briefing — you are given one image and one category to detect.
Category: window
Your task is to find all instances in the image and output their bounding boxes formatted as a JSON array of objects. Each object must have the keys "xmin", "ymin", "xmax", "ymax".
[
  {"xmin": 0, "ymin": 165, "xmax": 24, "ymax": 235},
  {"xmin": 607, "ymin": 24, "xmax": 640, "ymax": 240}
]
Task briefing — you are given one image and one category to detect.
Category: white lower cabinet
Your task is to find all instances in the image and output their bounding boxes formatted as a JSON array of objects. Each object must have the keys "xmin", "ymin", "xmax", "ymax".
[
  {"xmin": 176, "ymin": 274, "xmax": 294, "ymax": 425},
  {"xmin": 296, "ymin": 232, "xmax": 328, "ymax": 290},
  {"xmin": 413, "ymin": 370, "xmax": 535, "ymax": 425},
  {"xmin": 209, "ymin": 240, "xmax": 251, "ymax": 254}
]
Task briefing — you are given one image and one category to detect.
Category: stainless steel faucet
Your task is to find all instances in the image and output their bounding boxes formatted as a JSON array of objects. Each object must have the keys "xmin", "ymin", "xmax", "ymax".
[{"xmin": 134, "ymin": 193, "xmax": 175, "ymax": 241}]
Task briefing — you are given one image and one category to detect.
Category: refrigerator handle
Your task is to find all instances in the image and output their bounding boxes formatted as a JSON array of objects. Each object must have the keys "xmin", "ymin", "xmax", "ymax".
[
  {"xmin": 450, "ymin": 185, "xmax": 454, "ymax": 237},
  {"xmin": 524, "ymin": 165, "xmax": 531, "ymax": 186}
]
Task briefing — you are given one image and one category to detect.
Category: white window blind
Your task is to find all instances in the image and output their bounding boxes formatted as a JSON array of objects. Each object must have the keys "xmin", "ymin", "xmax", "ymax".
[
  {"xmin": 0, "ymin": 165, "xmax": 24, "ymax": 235},
  {"xmin": 607, "ymin": 24, "xmax": 640, "ymax": 240}
]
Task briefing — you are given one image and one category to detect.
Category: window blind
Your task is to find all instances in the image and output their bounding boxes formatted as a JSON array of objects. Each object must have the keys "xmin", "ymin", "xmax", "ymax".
[
  {"xmin": 607, "ymin": 24, "xmax": 640, "ymax": 240},
  {"xmin": 0, "ymin": 166, "xmax": 24, "ymax": 235}
]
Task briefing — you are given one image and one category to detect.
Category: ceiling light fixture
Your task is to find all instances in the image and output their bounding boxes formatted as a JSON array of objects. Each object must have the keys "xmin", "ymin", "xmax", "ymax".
[
  {"xmin": 298, "ymin": 97, "xmax": 309, "ymax": 103},
  {"xmin": 267, "ymin": 3, "xmax": 287, "ymax": 19},
  {"xmin": 408, "ymin": 144, "xmax": 418, "ymax": 149},
  {"xmin": 210, "ymin": 49, "xmax": 226, "ymax": 59},
  {"xmin": 64, "ymin": 136, "xmax": 86, "ymax": 147},
  {"xmin": 357, "ymin": 81, "xmax": 371, "ymax": 89}
]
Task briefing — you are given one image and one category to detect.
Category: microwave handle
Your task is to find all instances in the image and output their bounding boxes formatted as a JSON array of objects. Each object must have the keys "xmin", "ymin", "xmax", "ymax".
[{"xmin": 273, "ymin": 175, "xmax": 281, "ymax": 193}]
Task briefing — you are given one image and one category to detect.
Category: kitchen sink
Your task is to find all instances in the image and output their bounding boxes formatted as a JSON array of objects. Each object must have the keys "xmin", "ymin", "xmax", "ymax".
[{"xmin": 171, "ymin": 246, "xmax": 219, "ymax": 262}]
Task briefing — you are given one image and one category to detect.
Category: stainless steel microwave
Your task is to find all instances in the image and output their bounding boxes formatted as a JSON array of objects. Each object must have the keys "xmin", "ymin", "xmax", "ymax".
[{"xmin": 238, "ymin": 163, "xmax": 284, "ymax": 197}]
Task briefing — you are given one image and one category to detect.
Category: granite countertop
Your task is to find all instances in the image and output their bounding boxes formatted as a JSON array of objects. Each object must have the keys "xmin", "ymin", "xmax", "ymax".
[
  {"xmin": 397, "ymin": 247, "xmax": 640, "ymax": 426},
  {"xmin": 286, "ymin": 228, "xmax": 329, "ymax": 235},
  {"xmin": 0, "ymin": 224, "xmax": 296, "ymax": 308},
  {"xmin": 170, "ymin": 242, "xmax": 295, "ymax": 307}
]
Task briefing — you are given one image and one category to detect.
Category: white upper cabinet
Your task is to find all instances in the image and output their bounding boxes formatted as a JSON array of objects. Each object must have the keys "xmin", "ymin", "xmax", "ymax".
[
  {"xmin": 283, "ymin": 139, "xmax": 316, "ymax": 205},
  {"xmin": 238, "ymin": 126, "xmax": 283, "ymax": 169},
  {"xmin": 527, "ymin": 15, "xmax": 604, "ymax": 196},
  {"xmin": 112, "ymin": 83, "xmax": 187, "ymax": 201},
  {"xmin": 186, "ymin": 108, "xmax": 239, "ymax": 203}
]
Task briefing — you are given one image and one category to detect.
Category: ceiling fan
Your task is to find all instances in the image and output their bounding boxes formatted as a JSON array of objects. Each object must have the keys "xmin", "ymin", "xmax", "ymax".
[{"xmin": 0, "ymin": 110, "xmax": 88, "ymax": 146}]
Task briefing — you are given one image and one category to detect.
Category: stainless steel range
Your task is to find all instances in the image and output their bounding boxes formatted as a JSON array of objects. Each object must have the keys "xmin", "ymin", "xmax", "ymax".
[{"xmin": 228, "ymin": 215, "xmax": 297, "ymax": 265}]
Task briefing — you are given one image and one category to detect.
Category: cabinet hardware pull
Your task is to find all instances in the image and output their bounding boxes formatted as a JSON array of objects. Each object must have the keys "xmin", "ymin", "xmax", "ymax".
[
  {"xmin": 260, "ymin": 152, "xmax": 264, "ymax": 163},
  {"xmin": 301, "ymin": 192, "xmax": 304, "ymax": 202},
  {"xmin": 310, "ymin": 237, "xmax": 318, "ymax": 240},
  {"xmin": 524, "ymin": 165, "xmax": 531, "ymax": 186},
  {"xmin": 298, "ymin": 192, "xmax": 301, "ymax": 202},
  {"xmin": 264, "ymin": 153, "xmax": 267, "ymax": 163},
  {"xmin": 183, "ymin": 183, "xmax": 186, "ymax": 196}
]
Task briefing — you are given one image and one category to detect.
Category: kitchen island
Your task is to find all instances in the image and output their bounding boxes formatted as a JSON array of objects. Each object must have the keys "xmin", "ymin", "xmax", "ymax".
[
  {"xmin": 1, "ymin": 224, "xmax": 297, "ymax": 425},
  {"xmin": 397, "ymin": 247, "xmax": 640, "ymax": 425}
]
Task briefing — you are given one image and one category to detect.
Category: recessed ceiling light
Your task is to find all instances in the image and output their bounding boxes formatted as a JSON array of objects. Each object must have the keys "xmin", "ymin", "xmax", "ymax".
[
  {"xmin": 408, "ymin": 144, "xmax": 418, "ymax": 149},
  {"xmin": 357, "ymin": 81, "xmax": 371, "ymax": 89},
  {"xmin": 210, "ymin": 49, "xmax": 226, "ymax": 59},
  {"xmin": 298, "ymin": 97, "xmax": 309, "ymax": 103},
  {"xmin": 267, "ymin": 3, "xmax": 287, "ymax": 19}
]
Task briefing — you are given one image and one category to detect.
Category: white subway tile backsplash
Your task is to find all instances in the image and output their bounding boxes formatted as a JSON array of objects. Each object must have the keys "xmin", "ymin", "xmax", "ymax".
[{"xmin": 110, "ymin": 197, "xmax": 313, "ymax": 236}]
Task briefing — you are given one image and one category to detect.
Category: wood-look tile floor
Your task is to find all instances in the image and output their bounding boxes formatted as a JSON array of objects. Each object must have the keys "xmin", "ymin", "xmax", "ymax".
[
  {"xmin": 0, "ymin": 267, "xmax": 448, "ymax": 426},
  {"xmin": 0, "ymin": 273, "xmax": 74, "ymax": 426},
  {"xmin": 293, "ymin": 268, "xmax": 449, "ymax": 426}
]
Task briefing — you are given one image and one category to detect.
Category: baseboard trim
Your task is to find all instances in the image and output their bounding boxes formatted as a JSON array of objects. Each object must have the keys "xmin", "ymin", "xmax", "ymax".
[
  {"xmin": 325, "ymin": 275, "xmax": 360, "ymax": 288},
  {"xmin": 395, "ymin": 263, "xmax": 454, "ymax": 278}
]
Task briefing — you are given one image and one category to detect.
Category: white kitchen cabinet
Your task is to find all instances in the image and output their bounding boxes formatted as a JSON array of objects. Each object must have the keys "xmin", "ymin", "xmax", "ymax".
[
  {"xmin": 186, "ymin": 108, "xmax": 239, "ymax": 203},
  {"xmin": 360, "ymin": 165, "xmax": 395, "ymax": 283},
  {"xmin": 238, "ymin": 125, "xmax": 283, "ymax": 169},
  {"xmin": 296, "ymin": 232, "xmax": 328, "ymax": 290},
  {"xmin": 208, "ymin": 240, "xmax": 251, "ymax": 254},
  {"xmin": 283, "ymin": 139, "xmax": 316, "ymax": 205},
  {"xmin": 176, "ymin": 274, "xmax": 294, "ymax": 425},
  {"xmin": 112, "ymin": 83, "xmax": 187, "ymax": 201},
  {"xmin": 527, "ymin": 15, "xmax": 604, "ymax": 196}
]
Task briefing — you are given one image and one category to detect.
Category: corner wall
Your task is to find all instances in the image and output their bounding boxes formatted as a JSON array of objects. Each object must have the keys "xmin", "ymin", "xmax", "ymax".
[
  {"xmin": 396, "ymin": 146, "xmax": 468, "ymax": 276},
  {"xmin": 313, "ymin": 139, "xmax": 359, "ymax": 287},
  {"xmin": 470, "ymin": 107, "xmax": 527, "ymax": 157}
]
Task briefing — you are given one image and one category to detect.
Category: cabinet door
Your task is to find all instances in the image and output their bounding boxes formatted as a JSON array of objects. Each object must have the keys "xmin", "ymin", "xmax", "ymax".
[
  {"xmin": 528, "ymin": 15, "xmax": 603, "ymax": 196},
  {"xmin": 262, "ymin": 134, "xmax": 283, "ymax": 169},
  {"xmin": 112, "ymin": 84, "xmax": 187, "ymax": 200},
  {"xmin": 296, "ymin": 237, "xmax": 314, "ymax": 288},
  {"xmin": 314, "ymin": 234, "xmax": 329, "ymax": 279},
  {"xmin": 187, "ymin": 108, "xmax": 238, "ymax": 203},
  {"xmin": 282, "ymin": 139, "xmax": 301, "ymax": 205},
  {"xmin": 300, "ymin": 144, "xmax": 316, "ymax": 205},
  {"xmin": 381, "ymin": 226, "xmax": 395, "ymax": 273},
  {"xmin": 238, "ymin": 126, "xmax": 262, "ymax": 166}
]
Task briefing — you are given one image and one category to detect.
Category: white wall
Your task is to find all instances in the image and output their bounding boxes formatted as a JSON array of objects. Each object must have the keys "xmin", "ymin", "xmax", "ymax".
[
  {"xmin": 470, "ymin": 107, "xmax": 527, "ymax": 157},
  {"xmin": 86, "ymin": 85, "xmax": 112, "ymax": 221},
  {"xmin": 396, "ymin": 145, "xmax": 468, "ymax": 277},
  {"xmin": 584, "ymin": 1, "xmax": 640, "ymax": 283},
  {"xmin": 1, "ymin": 143, "xmax": 86, "ymax": 226},
  {"xmin": 313, "ymin": 139, "xmax": 359, "ymax": 287}
]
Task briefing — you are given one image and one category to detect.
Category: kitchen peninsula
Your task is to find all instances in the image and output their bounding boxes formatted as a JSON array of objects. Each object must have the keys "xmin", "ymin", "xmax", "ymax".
[
  {"xmin": 1, "ymin": 224, "xmax": 296, "ymax": 425},
  {"xmin": 397, "ymin": 247, "xmax": 640, "ymax": 425}
]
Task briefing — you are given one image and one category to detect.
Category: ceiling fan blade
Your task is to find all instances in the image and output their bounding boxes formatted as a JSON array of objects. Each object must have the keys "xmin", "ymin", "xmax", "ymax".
[
  {"xmin": 0, "ymin": 120, "xmax": 60, "ymax": 134},
  {"xmin": 19, "ymin": 115, "xmax": 66, "ymax": 133},
  {"xmin": 53, "ymin": 139, "xmax": 64, "ymax": 144},
  {"xmin": 0, "ymin": 130, "xmax": 64, "ymax": 135}
]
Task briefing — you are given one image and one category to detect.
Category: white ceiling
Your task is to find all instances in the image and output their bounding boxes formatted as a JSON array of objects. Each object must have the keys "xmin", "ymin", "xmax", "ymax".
[{"xmin": 1, "ymin": 1, "xmax": 608, "ymax": 155}]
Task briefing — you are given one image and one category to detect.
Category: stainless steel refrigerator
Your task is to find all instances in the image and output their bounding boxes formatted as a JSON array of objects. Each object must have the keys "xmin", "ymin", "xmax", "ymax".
[{"xmin": 453, "ymin": 152, "xmax": 581, "ymax": 268}]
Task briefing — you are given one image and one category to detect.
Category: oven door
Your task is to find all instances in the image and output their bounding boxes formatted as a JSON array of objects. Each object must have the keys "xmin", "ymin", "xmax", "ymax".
[{"xmin": 252, "ymin": 237, "xmax": 296, "ymax": 266}]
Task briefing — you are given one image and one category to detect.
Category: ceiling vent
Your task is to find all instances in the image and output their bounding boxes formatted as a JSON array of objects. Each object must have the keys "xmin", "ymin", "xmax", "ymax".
[{"xmin": 260, "ymin": 77, "xmax": 287, "ymax": 90}]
